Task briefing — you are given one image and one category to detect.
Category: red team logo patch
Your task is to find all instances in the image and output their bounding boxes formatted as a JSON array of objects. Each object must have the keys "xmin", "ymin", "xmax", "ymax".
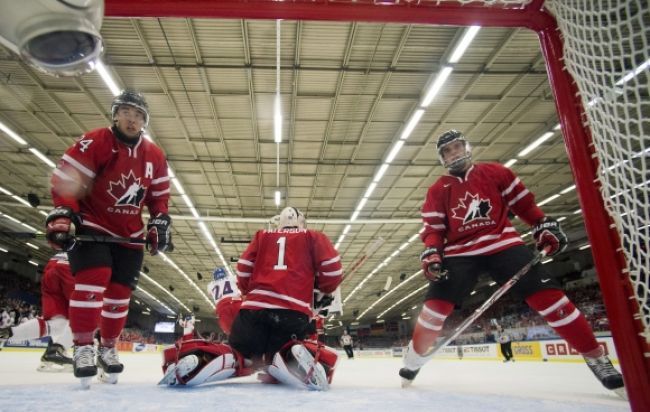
[
  {"xmin": 451, "ymin": 192, "xmax": 493, "ymax": 224},
  {"xmin": 108, "ymin": 170, "xmax": 146, "ymax": 208}
]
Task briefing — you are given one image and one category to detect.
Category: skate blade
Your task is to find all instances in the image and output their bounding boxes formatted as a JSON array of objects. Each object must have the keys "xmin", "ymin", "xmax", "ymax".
[
  {"xmin": 98, "ymin": 370, "xmax": 118, "ymax": 384},
  {"xmin": 401, "ymin": 378, "xmax": 414, "ymax": 388},
  {"xmin": 613, "ymin": 387, "xmax": 628, "ymax": 401},
  {"xmin": 37, "ymin": 362, "xmax": 73, "ymax": 373},
  {"xmin": 80, "ymin": 377, "xmax": 92, "ymax": 389},
  {"xmin": 158, "ymin": 364, "xmax": 178, "ymax": 386}
]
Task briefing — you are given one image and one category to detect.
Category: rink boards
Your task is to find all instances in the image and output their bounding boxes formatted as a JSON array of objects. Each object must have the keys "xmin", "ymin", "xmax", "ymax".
[{"xmin": 3, "ymin": 336, "xmax": 619, "ymax": 364}]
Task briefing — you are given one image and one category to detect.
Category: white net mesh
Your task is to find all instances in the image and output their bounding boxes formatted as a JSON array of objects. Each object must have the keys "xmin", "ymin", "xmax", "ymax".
[{"xmin": 546, "ymin": 0, "xmax": 650, "ymax": 341}]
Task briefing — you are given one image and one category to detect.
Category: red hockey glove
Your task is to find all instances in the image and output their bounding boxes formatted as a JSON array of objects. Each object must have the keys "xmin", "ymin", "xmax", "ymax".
[
  {"xmin": 532, "ymin": 216, "xmax": 568, "ymax": 256},
  {"xmin": 146, "ymin": 213, "xmax": 172, "ymax": 255},
  {"xmin": 45, "ymin": 207, "xmax": 78, "ymax": 251},
  {"xmin": 420, "ymin": 247, "xmax": 447, "ymax": 282}
]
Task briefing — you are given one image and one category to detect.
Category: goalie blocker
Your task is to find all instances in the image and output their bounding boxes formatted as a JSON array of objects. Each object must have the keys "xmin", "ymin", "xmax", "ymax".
[{"xmin": 160, "ymin": 338, "xmax": 338, "ymax": 390}]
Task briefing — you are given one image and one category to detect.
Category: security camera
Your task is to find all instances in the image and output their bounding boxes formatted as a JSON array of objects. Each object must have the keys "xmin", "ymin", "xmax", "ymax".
[{"xmin": 0, "ymin": 0, "xmax": 104, "ymax": 77}]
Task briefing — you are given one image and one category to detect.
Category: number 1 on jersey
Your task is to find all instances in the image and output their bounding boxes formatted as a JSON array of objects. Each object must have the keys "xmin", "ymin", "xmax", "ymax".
[{"xmin": 274, "ymin": 236, "xmax": 288, "ymax": 270}]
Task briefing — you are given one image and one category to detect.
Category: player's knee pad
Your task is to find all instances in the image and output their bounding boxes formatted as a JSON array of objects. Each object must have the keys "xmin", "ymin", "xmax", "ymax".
[{"xmin": 267, "ymin": 342, "xmax": 329, "ymax": 391}]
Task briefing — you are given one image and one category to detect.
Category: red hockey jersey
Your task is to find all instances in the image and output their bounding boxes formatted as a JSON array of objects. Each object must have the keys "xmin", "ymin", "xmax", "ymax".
[
  {"xmin": 421, "ymin": 162, "xmax": 545, "ymax": 257},
  {"xmin": 50, "ymin": 127, "xmax": 170, "ymax": 245},
  {"xmin": 236, "ymin": 228, "xmax": 343, "ymax": 317}
]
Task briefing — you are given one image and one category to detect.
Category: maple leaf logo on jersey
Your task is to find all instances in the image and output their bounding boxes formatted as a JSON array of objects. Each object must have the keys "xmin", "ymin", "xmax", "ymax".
[
  {"xmin": 108, "ymin": 170, "xmax": 146, "ymax": 208},
  {"xmin": 451, "ymin": 192, "xmax": 492, "ymax": 224}
]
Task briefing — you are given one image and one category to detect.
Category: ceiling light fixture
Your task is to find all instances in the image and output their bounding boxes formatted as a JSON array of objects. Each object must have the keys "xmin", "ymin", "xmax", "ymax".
[{"xmin": 448, "ymin": 26, "xmax": 481, "ymax": 63}]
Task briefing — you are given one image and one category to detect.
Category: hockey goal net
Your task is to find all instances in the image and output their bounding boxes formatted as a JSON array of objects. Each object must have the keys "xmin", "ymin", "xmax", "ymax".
[{"xmin": 107, "ymin": 0, "xmax": 649, "ymax": 408}]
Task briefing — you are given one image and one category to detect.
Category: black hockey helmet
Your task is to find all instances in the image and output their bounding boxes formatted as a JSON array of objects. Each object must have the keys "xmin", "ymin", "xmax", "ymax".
[
  {"xmin": 436, "ymin": 129, "xmax": 472, "ymax": 172},
  {"xmin": 111, "ymin": 89, "xmax": 149, "ymax": 127}
]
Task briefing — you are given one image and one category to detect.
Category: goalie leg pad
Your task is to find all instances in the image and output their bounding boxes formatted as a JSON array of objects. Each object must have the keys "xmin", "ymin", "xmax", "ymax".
[
  {"xmin": 302, "ymin": 340, "xmax": 339, "ymax": 383},
  {"xmin": 267, "ymin": 343, "xmax": 329, "ymax": 391},
  {"xmin": 158, "ymin": 354, "xmax": 200, "ymax": 386},
  {"xmin": 185, "ymin": 353, "xmax": 237, "ymax": 386}
]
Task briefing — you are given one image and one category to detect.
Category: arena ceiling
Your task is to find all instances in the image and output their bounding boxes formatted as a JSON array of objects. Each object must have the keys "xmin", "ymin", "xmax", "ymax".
[{"xmin": 0, "ymin": 3, "xmax": 593, "ymax": 329}]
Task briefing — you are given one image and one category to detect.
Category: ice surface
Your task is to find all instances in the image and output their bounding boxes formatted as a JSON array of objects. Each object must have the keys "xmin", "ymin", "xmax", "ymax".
[{"xmin": 0, "ymin": 349, "xmax": 628, "ymax": 412}]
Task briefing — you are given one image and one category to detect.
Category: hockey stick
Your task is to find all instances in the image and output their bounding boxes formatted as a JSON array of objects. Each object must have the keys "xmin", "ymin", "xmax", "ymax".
[
  {"xmin": 0, "ymin": 231, "xmax": 174, "ymax": 251},
  {"xmin": 428, "ymin": 249, "xmax": 548, "ymax": 356},
  {"xmin": 344, "ymin": 237, "xmax": 385, "ymax": 280},
  {"xmin": 1, "ymin": 231, "xmax": 146, "ymax": 245}
]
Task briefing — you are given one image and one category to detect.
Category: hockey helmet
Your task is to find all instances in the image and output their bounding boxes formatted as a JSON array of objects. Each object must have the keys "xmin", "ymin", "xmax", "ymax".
[
  {"xmin": 436, "ymin": 129, "xmax": 472, "ymax": 173},
  {"xmin": 278, "ymin": 207, "xmax": 305, "ymax": 229},
  {"xmin": 213, "ymin": 267, "xmax": 227, "ymax": 281},
  {"xmin": 111, "ymin": 89, "xmax": 150, "ymax": 127}
]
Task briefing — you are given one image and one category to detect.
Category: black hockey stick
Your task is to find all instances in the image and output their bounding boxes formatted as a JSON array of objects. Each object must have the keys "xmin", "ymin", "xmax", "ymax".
[
  {"xmin": 1, "ymin": 231, "xmax": 146, "ymax": 245},
  {"xmin": 428, "ymin": 249, "xmax": 548, "ymax": 356},
  {"xmin": 0, "ymin": 231, "xmax": 173, "ymax": 251}
]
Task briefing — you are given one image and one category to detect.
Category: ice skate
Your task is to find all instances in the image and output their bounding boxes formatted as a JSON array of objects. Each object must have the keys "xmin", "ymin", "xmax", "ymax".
[
  {"xmin": 400, "ymin": 340, "xmax": 431, "ymax": 388},
  {"xmin": 399, "ymin": 367, "xmax": 420, "ymax": 388},
  {"xmin": 73, "ymin": 344, "xmax": 97, "ymax": 388},
  {"xmin": 584, "ymin": 353, "xmax": 626, "ymax": 399},
  {"xmin": 37, "ymin": 342, "xmax": 73, "ymax": 373},
  {"xmin": 97, "ymin": 346, "xmax": 124, "ymax": 384},
  {"xmin": 158, "ymin": 354, "xmax": 199, "ymax": 385}
]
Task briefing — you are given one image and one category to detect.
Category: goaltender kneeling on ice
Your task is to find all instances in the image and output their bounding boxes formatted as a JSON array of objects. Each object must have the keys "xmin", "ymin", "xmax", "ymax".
[{"xmin": 159, "ymin": 338, "xmax": 338, "ymax": 391}]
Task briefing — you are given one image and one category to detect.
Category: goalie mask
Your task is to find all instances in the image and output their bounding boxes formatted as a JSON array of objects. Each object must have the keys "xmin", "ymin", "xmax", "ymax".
[
  {"xmin": 111, "ymin": 89, "xmax": 150, "ymax": 127},
  {"xmin": 278, "ymin": 207, "xmax": 306, "ymax": 230},
  {"xmin": 436, "ymin": 130, "xmax": 472, "ymax": 174}
]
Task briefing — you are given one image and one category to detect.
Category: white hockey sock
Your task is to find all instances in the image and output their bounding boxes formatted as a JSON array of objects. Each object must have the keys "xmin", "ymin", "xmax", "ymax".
[
  {"xmin": 402, "ymin": 340, "xmax": 434, "ymax": 371},
  {"xmin": 49, "ymin": 317, "xmax": 72, "ymax": 349}
]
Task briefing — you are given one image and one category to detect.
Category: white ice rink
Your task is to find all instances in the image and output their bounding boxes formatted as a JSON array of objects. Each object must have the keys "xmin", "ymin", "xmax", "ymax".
[{"xmin": 0, "ymin": 349, "xmax": 629, "ymax": 412}]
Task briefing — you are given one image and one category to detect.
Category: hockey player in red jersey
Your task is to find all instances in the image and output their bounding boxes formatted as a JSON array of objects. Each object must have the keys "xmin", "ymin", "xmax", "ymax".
[
  {"xmin": 159, "ymin": 208, "xmax": 342, "ymax": 390},
  {"xmin": 0, "ymin": 252, "xmax": 74, "ymax": 371},
  {"xmin": 46, "ymin": 90, "xmax": 172, "ymax": 387},
  {"xmin": 230, "ymin": 206, "xmax": 343, "ymax": 390},
  {"xmin": 399, "ymin": 130, "xmax": 624, "ymax": 397}
]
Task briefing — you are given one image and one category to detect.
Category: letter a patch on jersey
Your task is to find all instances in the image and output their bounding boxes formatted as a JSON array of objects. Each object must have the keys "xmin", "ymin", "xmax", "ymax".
[{"xmin": 451, "ymin": 192, "xmax": 492, "ymax": 224}]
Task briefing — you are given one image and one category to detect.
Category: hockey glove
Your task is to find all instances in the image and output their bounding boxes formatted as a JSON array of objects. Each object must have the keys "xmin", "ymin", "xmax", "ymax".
[
  {"xmin": 45, "ymin": 207, "xmax": 79, "ymax": 251},
  {"xmin": 420, "ymin": 247, "xmax": 447, "ymax": 282},
  {"xmin": 146, "ymin": 213, "xmax": 172, "ymax": 255},
  {"xmin": 314, "ymin": 293, "xmax": 334, "ymax": 309},
  {"xmin": 314, "ymin": 292, "xmax": 334, "ymax": 316},
  {"xmin": 532, "ymin": 216, "xmax": 568, "ymax": 256}
]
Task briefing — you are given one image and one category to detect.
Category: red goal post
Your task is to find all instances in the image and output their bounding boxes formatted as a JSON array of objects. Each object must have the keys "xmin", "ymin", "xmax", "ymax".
[{"xmin": 105, "ymin": 1, "xmax": 649, "ymax": 409}]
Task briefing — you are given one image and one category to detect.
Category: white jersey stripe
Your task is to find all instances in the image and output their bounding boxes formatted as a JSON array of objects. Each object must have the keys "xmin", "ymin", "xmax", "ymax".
[
  {"xmin": 444, "ymin": 227, "xmax": 518, "ymax": 251},
  {"xmin": 501, "ymin": 177, "xmax": 521, "ymax": 197},
  {"xmin": 241, "ymin": 301, "xmax": 287, "ymax": 310},
  {"xmin": 445, "ymin": 237, "xmax": 523, "ymax": 257},
  {"xmin": 248, "ymin": 289, "xmax": 311, "ymax": 309},
  {"xmin": 506, "ymin": 188, "xmax": 530, "ymax": 207},
  {"xmin": 62, "ymin": 154, "xmax": 96, "ymax": 178}
]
